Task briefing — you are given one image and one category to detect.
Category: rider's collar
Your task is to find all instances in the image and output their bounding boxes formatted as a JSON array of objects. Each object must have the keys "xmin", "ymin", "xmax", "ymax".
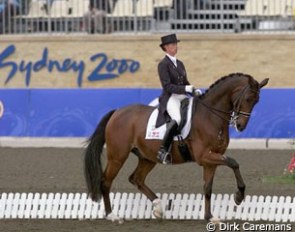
[{"xmin": 166, "ymin": 53, "xmax": 177, "ymax": 64}]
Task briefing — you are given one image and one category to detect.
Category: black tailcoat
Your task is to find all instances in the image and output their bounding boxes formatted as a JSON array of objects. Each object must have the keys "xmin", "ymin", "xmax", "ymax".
[{"xmin": 156, "ymin": 55, "xmax": 190, "ymax": 126}]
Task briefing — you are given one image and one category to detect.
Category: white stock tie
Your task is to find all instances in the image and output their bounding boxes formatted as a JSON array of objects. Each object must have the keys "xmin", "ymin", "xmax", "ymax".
[{"xmin": 173, "ymin": 60, "xmax": 177, "ymax": 67}]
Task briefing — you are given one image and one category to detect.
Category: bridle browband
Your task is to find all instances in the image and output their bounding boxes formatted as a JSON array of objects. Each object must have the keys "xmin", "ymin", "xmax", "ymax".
[{"xmin": 197, "ymin": 85, "xmax": 259, "ymax": 127}]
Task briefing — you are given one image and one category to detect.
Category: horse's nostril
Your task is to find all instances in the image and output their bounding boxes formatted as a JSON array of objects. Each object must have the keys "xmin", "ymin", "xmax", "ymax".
[
  {"xmin": 237, "ymin": 123, "xmax": 246, "ymax": 132},
  {"xmin": 237, "ymin": 123, "xmax": 242, "ymax": 131}
]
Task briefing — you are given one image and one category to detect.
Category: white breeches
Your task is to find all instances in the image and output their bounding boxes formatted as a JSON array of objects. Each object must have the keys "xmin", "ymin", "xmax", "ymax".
[{"xmin": 167, "ymin": 94, "xmax": 187, "ymax": 125}]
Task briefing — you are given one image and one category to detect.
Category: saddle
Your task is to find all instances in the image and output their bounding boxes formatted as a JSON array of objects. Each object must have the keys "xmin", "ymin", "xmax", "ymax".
[
  {"xmin": 146, "ymin": 98, "xmax": 193, "ymax": 139},
  {"xmin": 145, "ymin": 97, "xmax": 198, "ymax": 162},
  {"xmin": 159, "ymin": 98, "xmax": 190, "ymax": 132}
]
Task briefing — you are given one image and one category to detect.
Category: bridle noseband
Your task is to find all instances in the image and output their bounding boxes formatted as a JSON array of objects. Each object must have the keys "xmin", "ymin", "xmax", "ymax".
[{"xmin": 230, "ymin": 85, "xmax": 253, "ymax": 126}]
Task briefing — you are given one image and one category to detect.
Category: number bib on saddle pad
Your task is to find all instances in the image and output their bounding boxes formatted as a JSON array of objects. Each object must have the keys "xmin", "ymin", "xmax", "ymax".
[{"xmin": 145, "ymin": 97, "xmax": 194, "ymax": 140}]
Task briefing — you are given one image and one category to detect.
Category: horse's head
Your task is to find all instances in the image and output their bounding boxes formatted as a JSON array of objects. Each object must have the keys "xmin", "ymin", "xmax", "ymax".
[{"xmin": 232, "ymin": 77, "xmax": 269, "ymax": 132}]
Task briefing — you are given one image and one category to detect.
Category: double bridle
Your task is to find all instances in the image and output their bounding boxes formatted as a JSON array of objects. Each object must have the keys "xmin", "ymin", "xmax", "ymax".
[{"xmin": 198, "ymin": 85, "xmax": 259, "ymax": 127}]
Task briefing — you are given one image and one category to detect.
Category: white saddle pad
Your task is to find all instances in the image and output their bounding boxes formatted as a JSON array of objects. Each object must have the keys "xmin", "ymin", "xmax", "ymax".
[{"xmin": 145, "ymin": 98, "xmax": 194, "ymax": 140}]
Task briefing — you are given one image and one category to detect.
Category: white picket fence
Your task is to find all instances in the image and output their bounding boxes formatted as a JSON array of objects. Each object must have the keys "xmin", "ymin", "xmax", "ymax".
[{"xmin": 0, "ymin": 192, "xmax": 295, "ymax": 222}]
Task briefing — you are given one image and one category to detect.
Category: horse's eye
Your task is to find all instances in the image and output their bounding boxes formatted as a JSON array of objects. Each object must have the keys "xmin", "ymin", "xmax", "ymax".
[{"xmin": 246, "ymin": 96, "xmax": 258, "ymax": 104}]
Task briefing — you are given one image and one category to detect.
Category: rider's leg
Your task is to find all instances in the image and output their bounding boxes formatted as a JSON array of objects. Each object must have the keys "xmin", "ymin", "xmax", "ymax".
[{"xmin": 157, "ymin": 95, "xmax": 182, "ymax": 164}]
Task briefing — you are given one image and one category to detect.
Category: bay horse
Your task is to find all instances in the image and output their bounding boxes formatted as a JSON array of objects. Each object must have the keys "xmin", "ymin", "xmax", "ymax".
[{"xmin": 84, "ymin": 73, "xmax": 269, "ymax": 223}]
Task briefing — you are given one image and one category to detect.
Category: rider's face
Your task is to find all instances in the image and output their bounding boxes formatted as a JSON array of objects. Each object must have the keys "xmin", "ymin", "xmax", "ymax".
[{"xmin": 164, "ymin": 43, "xmax": 178, "ymax": 56}]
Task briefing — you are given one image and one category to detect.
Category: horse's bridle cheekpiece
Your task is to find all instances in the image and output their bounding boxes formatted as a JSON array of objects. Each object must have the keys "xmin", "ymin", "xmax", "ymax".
[{"xmin": 231, "ymin": 85, "xmax": 259, "ymax": 123}]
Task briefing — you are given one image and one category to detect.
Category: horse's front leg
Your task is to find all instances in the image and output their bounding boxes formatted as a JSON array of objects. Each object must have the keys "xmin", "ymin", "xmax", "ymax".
[
  {"xmin": 203, "ymin": 165, "xmax": 219, "ymax": 222},
  {"xmin": 201, "ymin": 151, "xmax": 246, "ymax": 221},
  {"xmin": 224, "ymin": 155, "xmax": 245, "ymax": 205}
]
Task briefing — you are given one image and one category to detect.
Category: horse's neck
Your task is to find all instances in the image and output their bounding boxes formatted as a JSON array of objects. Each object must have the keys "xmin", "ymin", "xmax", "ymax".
[
  {"xmin": 203, "ymin": 86, "xmax": 233, "ymax": 112},
  {"xmin": 195, "ymin": 84, "xmax": 237, "ymax": 134}
]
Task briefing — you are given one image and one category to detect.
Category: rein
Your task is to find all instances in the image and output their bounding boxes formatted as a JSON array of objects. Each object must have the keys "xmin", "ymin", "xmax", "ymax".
[
  {"xmin": 196, "ymin": 85, "xmax": 259, "ymax": 127},
  {"xmin": 198, "ymin": 100, "xmax": 232, "ymax": 123}
]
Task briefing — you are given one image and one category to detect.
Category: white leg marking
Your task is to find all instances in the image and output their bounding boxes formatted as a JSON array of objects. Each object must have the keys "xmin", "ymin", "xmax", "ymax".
[
  {"xmin": 152, "ymin": 198, "xmax": 163, "ymax": 219},
  {"xmin": 106, "ymin": 212, "xmax": 124, "ymax": 224}
]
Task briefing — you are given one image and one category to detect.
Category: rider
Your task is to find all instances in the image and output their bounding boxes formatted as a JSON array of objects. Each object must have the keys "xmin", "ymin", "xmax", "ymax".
[{"xmin": 157, "ymin": 33, "xmax": 202, "ymax": 164}]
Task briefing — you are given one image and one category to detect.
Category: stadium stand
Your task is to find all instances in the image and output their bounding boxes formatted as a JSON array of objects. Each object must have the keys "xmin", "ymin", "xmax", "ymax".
[
  {"xmin": 153, "ymin": 0, "xmax": 173, "ymax": 30},
  {"xmin": 25, "ymin": 0, "xmax": 48, "ymax": 18},
  {"xmin": 240, "ymin": 0, "xmax": 294, "ymax": 16},
  {"xmin": 4, "ymin": 0, "xmax": 295, "ymax": 34},
  {"xmin": 238, "ymin": 0, "xmax": 295, "ymax": 31},
  {"xmin": 109, "ymin": 0, "xmax": 155, "ymax": 32},
  {"xmin": 170, "ymin": 0, "xmax": 247, "ymax": 31},
  {"xmin": 154, "ymin": 0, "xmax": 173, "ymax": 8},
  {"xmin": 25, "ymin": 0, "xmax": 89, "ymax": 32},
  {"xmin": 108, "ymin": 0, "xmax": 133, "ymax": 31},
  {"xmin": 111, "ymin": 0, "xmax": 133, "ymax": 17},
  {"xmin": 135, "ymin": 0, "xmax": 154, "ymax": 30},
  {"xmin": 67, "ymin": 0, "xmax": 89, "ymax": 18},
  {"xmin": 136, "ymin": 0, "xmax": 153, "ymax": 17},
  {"xmin": 49, "ymin": 0, "xmax": 70, "ymax": 32},
  {"xmin": 66, "ymin": 0, "xmax": 89, "ymax": 32},
  {"xmin": 22, "ymin": 0, "xmax": 49, "ymax": 32},
  {"xmin": 50, "ymin": 0, "xmax": 69, "ymax": 18}
]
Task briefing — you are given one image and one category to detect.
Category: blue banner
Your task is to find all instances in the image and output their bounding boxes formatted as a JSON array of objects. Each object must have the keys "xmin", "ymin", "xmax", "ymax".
[{"xmin": 0, "ymin": 88, "xmax": 294, "ymax": 138}]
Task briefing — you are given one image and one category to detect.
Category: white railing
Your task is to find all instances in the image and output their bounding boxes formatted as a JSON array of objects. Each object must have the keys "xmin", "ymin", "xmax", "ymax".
[{"xmin": 0, "ymin": 192, "xmax": 295, "ymax": 222}]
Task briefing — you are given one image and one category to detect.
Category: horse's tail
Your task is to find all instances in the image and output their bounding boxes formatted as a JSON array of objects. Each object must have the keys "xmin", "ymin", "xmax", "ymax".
[{"xmin": 84, "ymin": 109, "xmax": 116, "ymax": 201}]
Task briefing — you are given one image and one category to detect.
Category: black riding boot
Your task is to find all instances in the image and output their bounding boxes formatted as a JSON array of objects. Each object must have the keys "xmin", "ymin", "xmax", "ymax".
[{"xmin": 157, "ymin": 120, "xmax": 178, "ymax": 164}]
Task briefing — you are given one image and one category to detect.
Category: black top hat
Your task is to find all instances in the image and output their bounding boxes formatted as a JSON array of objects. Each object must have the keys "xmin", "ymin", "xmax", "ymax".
[{"xmin": 159, "ymin": 34, "xmax": 180, "ymax": 47}]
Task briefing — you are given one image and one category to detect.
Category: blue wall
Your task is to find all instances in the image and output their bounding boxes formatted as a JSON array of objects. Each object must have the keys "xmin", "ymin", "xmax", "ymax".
[{"xmin": 0, "ymin": 88, "xmax": 294, "ymax": 138}]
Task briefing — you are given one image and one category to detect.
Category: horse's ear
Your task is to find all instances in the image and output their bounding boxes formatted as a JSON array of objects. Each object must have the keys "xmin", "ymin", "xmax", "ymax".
[{"xmin": 259, "ymin": 78, "xmax": 269, "ymax": 89}]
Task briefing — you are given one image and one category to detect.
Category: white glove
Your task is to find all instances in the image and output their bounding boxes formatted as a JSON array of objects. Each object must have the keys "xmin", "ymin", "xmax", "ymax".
[
  {"xmin": 195, "ymin": 88, "xmax": 202, "ymax": 96},
  {"xmin": 185, "ymin": 85, "xmax": 194, "ymax": 93}
]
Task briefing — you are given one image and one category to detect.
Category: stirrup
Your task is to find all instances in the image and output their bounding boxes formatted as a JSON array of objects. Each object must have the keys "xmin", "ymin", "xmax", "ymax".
[{"xmin": 157, "ymin": 149, "xmax": 172, "ymax": 164}]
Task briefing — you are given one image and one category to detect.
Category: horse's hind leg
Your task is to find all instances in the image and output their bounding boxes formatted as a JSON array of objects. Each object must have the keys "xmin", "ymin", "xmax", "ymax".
[
  {"xmin": 128, "ymin": 153, "xmax": 162, "ymax": 218},
  {"xmin": 129, "ymin": 157, "xmax": 157, "ymax": 200},
  {"xmin": 101, "ymin": 145, "xmax": 130, "ymax": 222}
]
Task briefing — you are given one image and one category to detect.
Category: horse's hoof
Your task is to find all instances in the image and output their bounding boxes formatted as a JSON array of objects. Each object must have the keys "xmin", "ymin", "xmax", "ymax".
[
  {"xmin": 153, "ymin": 209, "xmax": 163, "ymax": 219},
  {"xmin": 106, "ymin": 212, "xmax": 124, "ymax": 224},
  {"xmin": 210, "ymin": 217, "xmax": 221, "ymax": 224},
  {"xmin": 152, "ymin": 198, "xmax": 163, "ymax": 219},
  {"xmin": 234, "ymin": 192, "xmax": 244, "ymax": 205}
]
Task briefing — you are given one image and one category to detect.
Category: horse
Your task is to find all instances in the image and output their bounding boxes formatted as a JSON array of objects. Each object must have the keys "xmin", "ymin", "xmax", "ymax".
[{"xmin": 84, "ymin": 73, "xmax": 269, "ymax": 223}]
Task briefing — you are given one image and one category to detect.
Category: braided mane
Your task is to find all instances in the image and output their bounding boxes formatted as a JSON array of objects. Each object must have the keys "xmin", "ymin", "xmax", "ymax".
[{"xmin": 200, "ymin": 73, "xmax": 254, "ymax": 99}]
